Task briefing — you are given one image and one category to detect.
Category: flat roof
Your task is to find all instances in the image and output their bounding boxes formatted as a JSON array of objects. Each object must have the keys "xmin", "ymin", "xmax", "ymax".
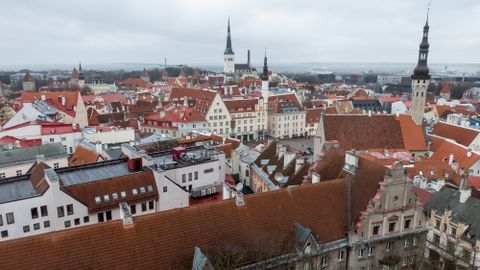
[
  {"xmin": 58, "ymin": 160, "xmax": 133, "ymax": 186},
  {"xmin": 0, "ymin": 176, "xmax": 38, "ymax": 204}
]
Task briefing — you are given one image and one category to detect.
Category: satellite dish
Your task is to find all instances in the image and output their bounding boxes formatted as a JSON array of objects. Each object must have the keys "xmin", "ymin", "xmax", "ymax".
[{"xmin": 236, "ymin": 183, "xmax": 244, "ymax": 191}]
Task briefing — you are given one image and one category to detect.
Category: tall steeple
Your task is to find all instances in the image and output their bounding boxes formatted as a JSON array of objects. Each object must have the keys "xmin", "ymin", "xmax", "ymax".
[
  {"xmin": 224, "ymin": 17, "xmax": 234, "ymax": 55},
  {"xmin": 261, "ymin": 50, "xmax": 269, "ymax": 101},
  {"xmin": 410, "ymin": 9, "xmax": 431, "ymax": 125},
  {"xmin": 261, "ymin": 50, "xmax": 269, "ymax": 80},
  {"xmin": 412, "ymin": 9, "xmax": 430, "ymax": 80},
  {"xmin": 223, "ymin": 17, "xmax": 235, "ymax": 73}
]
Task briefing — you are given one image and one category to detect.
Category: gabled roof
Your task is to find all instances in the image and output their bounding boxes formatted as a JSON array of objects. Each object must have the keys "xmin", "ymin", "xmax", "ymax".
[
  {"xmin": 68, "ymin": 144, "xmax": 102, "ymax": 166},
  {"xmin": 0, "ymin": 180, "xmax": 351, "ymax": 269},
  {"xmin": 431, "ymin": 122, "xmax": 479, "ymax": 147},
  {"xmin": 322, "ymin": 114, "xmax": 427, "ymax": 151},
  {"xmin": 62, "ymin": 170, "xmax": 158, "ymax": 213},
  {"xmin": 224, "ymin": 99, "xmax": 257, "ymax": 112},
  {"xmin": 429, "ymin": 139, "xmax": 480, "ymax": 172},
  {"xmin": 425, "ymin": 186, "xmax": 480, "ymax": 242},
  {"xmin": 21, "ymin": 91, "xmax": 80, "ymax": 117}
]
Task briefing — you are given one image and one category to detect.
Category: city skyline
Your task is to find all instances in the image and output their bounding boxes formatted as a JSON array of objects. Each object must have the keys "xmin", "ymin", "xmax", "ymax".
[{"xmin": 1, "ymin": 0, "xmax": 480, "ymax": 67}]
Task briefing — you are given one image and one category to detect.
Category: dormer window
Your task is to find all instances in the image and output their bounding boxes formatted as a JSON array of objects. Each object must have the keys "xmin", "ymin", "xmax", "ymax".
[
  {"xmin": 304, "ymin": 242, "xmax": 312, "ymax": 255},
  {"xmin": 140, "ymin": 187, "xmax": 146, "ymax": 194},
  {"xmin": 121, "ymin": 191, "xmax": 127, "ymax": 198},
  {"xmin": 112, "ymin": 193, "xmax": 118, "ymax": 200},
  {"xmin": 103, "ymin": 195, "xmax": 110, "ymax": 202},
  {"xmin": 132, "ymin": 188, "xmax": 138, "ymax": 195},
  {"xmin": 95, "ymin": 196, "xmax": 101, "ymax": 204}
]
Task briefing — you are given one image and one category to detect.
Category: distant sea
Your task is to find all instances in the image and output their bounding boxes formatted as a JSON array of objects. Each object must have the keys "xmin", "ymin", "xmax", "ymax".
[{"xmin": 1, "ymin": 62, "xmax": 479, "ymax": 76}]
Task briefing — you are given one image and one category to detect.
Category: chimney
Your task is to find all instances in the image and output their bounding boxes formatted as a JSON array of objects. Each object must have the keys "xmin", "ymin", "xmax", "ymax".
[
  {"xmin": 395, "ymin": 109, "xmax": 399, "ymax": 117},
  {"xmin": 277, "ymin": 145, "xmax": 287, "ymax": 158},
  {"xmin": 95, "ymin": 143, "xmax": 103, "ymax": 155},
  {"xmin": 295, "ymin": 157, "xmax": 305, "ymax": 173},
  {"xmin": 368, "ymin": 110, "xmax": 372, "ymax": 117},
  {"xmin": 344, "ymin": 151, "xmax": 358, "ymax": 174},
  {"xmin": 41, "ymin": 95, "xmax": 46, "ymax": 101},
  {"xmin": 448, "ymin": 153, "xmax": 454, "ymax": 165},
  {"xmin": 247, "ymin": 50, "xmax": 251, "ymax": 67},
  {"xmin": 235, "ymin": 191, "xmax": 245, "ymax": 206},
  {"xmin": 120, "ymin": 202, "xmax": 134, "ymax": 227},
  {"xmin": 283, "ymin": 152, "xmax": 296, "ymax": 168},
  {"xmin": 459, "ymin": 174, "xmax": 471, "ymax": 203},
  {"xmin": 61, "ymin": 96, "xmax": 66, "ymax": 106}
]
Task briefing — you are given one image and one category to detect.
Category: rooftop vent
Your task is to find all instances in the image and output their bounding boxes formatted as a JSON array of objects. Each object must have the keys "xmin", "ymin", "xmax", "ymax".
[{"xmin": 127, "ymin": 158, "xmax": 142, "ymax": 172}]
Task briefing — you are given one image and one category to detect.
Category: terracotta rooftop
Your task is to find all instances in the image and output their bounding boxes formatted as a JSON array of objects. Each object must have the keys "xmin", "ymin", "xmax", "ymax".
[
  {"xmin": 305, "ymin": 108, "xmax": 323, "ymax": 124},
  {"xmin": 323, "ymin": 114, "xmax": 427, "ymax": 151},
  {"xmin": 21, "ymin": 91, "xmax": 80, "ymax": 117},
  {"xmin": 68, "ymin": 145, "xmax": 102, "ymax": 166},
  {"xmin": 431, "ymin": 122, "xmax": 479, "ymax": 147}
]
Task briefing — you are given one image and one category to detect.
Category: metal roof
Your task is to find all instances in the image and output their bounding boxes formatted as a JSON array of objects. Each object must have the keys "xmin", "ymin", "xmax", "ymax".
[
  {"xmin": 58, "ymin": 161, "xmax": 132, "ymax": 186},
  {"xmin": 0, "ymin": 176, "xmax": 38, "ymax": 204},
  {"xmin": 0, "ymin": 143, "xmax": 67, "ymax": 168}
]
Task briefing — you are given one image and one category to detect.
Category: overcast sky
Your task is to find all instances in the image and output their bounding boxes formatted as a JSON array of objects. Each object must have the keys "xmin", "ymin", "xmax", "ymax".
[{"xmin": 1, "ymin": 0, "xmax": 479, "ymax": 67}]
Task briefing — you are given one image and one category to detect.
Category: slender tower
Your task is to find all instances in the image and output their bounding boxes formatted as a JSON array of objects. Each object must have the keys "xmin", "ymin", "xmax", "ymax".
[
  {"xmin": 410, "ymin": 11, "xmax": 431, "ymax": 125},
  {"xmin": 223, "ymin": 17, "xmax": 235, "ymax": 73},
  {"xmin": 261, "ymin": 50, "xmax": 269, "ymax": 101},
  {"xmin": 78, "ymin": 62, "xmax": 86, "ymax": 89}
]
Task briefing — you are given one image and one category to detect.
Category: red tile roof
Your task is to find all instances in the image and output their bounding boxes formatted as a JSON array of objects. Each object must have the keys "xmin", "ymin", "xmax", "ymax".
[
  {"xmin": 429, "ymin": 139, "xmax": 480, "ymax": 174},
  {"xmin": 323, "ymin": 114, "xmax": 426, "ymax": 151},
  {"xmin": 0, "ymin": 181, "xmax": 352, "ymax": 269},
  {"xmin": 0, "ymin": 136, "xmax": 41, "ymax": 148},
  {"xmin": 306, "ymin": 108, "xmax": 323, "ymax": 124},
  {"xmin": 431, "ymin": 122, "xmax": 479, "ymax": 147},
  {"xmin": 412, "ymin": 187, "xmax": 433, "ymax": 205},
  {"xmin": 68, "ymin": 145, "xmax": 102, "ymax": 166},
  {"xmin": 21, "ymin": 91, "xmax": 80, "ymax": 117}
]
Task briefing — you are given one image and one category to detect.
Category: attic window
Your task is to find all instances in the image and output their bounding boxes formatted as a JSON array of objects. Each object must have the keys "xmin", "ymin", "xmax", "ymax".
[
  {"xmin": 132, "ymin": 188, "xmax": 138, "ymax": 195},
  {"xmin": 121, "ymin": 191, "xmax": 127, "ymax": 198},
  {"xmin": 140, "ymin": 187, "xmax": 146, "ymax": 194},
  {"xmin": 112, "ymin": 193, "xmax": 118, "ymax": 200},
  {"xmin": 95, "ymin": 196, "xmax": 101, "ymax": 204},
  {"xmin": 103, "ymin": 195, "xmax": 110, "ymax": 202},
  {"xmin": 147, "ymin": 185, "xmax": 153, "ymax": 192}
]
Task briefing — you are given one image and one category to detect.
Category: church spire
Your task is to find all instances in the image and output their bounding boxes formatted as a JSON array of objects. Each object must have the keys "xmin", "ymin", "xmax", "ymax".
[
  {"xmin": 412, "ymin": 8, "xmax": 430, "ymax": 80},
  {"xmin": 224, "ymin": 17, "xmax": 234, "ymax": 55},
  {"xmin": 261, "ymin": 49, "xmax": 269, "ymax": 80}
]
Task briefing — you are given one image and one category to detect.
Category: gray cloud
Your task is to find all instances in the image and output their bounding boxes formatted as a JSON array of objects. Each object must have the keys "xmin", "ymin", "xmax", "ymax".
[{"xmin": 0, "ymin": 0, "xmax": 479, "ymax": 68}]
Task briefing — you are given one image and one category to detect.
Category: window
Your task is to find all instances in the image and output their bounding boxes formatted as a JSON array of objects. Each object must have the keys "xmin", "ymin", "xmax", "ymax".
[
  {"xmin": 435, "ymin": 219, "xmax": 441, "ymax": 229},
  {"xmin": 130, "ymin": 204, "xmax": 136, "ymax": 214},
  {"xmin": 31, "ymin": 207, "xmax": 39, "ymax": 219},
  {"xmin": 404, "ymin": 219, "xmax": 411, "ymax": 230},
  {"xmin": 188, "ymin": 173, "xmax": 192, "ymax": 181},
  {"xmin": 95, "ymin": 196, "xmax": 101, "ymax": 204},
  {"xmin": 413, "ymin": 237, "xmax": 417, "ymax": 246},
  {"xmin": 61, "ymin": 137, "xmax": 66, "ymax": 142},
  {"xmin": 0, "ymin": 173, "xmax": 5, "ymax": 179},
  {"xmin": 132, "ymin": 188, "xmax": 138, "ymax": 195},
  {"xmin": 321, "ymin": 256, "xmax": 328, "ymax": 267},
  {"xmin": 149, "ymin": 201, "xmax": 154, "ymax": 210},
  {"xmin": 83, "ymin": 216, "xmax": 90, "ymax": 223},
  {"xmin": 204, "ymin": 168, "xmax": 214, "ymax": 174},
  {"xmin": 0, "ymin": 214, "xmax": 3, "ymax": 226},
  {"xmin": 103, "ymin": 194, "xmax": 110, "ymax": 202},
  {"xmin": 66, "ymin": 204, "xmax": 74, "ymax": 215},
  {"xmin": 33, "ymin": 223, "xmax": 40, "ymax": 230},
  {"xmin": 404, "ymin": 238, "xmax": 410, "ymax": 247},
  {"xmin": 16, "ymin": 170, "xmax": 22, "ymax": 176},
  {"xmin": 1, "ymin": 230, "xmax": 8, "ymax": 238},
  {"xmin": 54, "ymin": 163, "xmax": 59, "ymax": 169},
  {"xmin": 451, "ymin": 227, "xmax": 457, "ymax": 236},
  {"xmin": 112, "ymin": 193, "xmax": 118, "ymax": 200},
  {"xmin": 74, "ymin": 218, "xmax": 80, "ymax": 225},
  {"xmin": 163, "ymin": 186, "xmax": 168, "ymax": 193},
  {"xmin": 463, "ymin": 249, "xmax": 472, "ymax": 260},
  {"xmin": 98, "ymin": 213, "xmax": 104, "ymax": 222},
  {"xmin": 386, "ymin": 241, "xmax": 393, "ymax": 251},
  {"xmin": 121, "ymin": 191, "xmax": 127, "ymax": 198},
  {"xmin": 147, "ymin": 185, "xmax": 153, "ymax": 192},
  {"xmin": 368, "ymin": 246, "xmax": 375, "ymax": 256},
  {"xmin": 49, "ymin": 138, "xmax": 55, "ymax": 143},
  {"xmin": 358, "ymin": 248, "xmax": 365, "ymax": 258},
  {"xmin": 23, "ymin": 225, "xmax": 30, "ymax": 233},
  {"xmin": 40, "ymin": 205, "xmax": 48, "ymax": 217},
  {"xmin": 182, "ymin": 174, "xmax": 186, "ymax": 183},
  {"xmin": 337, "ymin": 250, "xmax": 345, "ymax": 261},
  {"xmin": 6, "ymin": 212, "xmax": 14, "ymax": 224},
  {"xmin": 44, "ymin": 220, "xmax": 50, "ymax": 228},
  {"xmin": 141, "ymin": 202, "xmax": 147, "ymax": 212},
  {"xmin": 372, "ymin": 225, "xmax": 380, "ymax": 235},
  {"xmin": 105, "ymin": 211, "xmax": 112, "ymax": 221},
  {"xmin": 64, "ymin": 220, "xmax": 71, "ymax": 228},
  {"xmin": 434, "ymin": 234, "xmax": 440, "ymax": 244},
  {"xmin": 389, "ymin": 222, "xmax": 396, "ymax": 232}
]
